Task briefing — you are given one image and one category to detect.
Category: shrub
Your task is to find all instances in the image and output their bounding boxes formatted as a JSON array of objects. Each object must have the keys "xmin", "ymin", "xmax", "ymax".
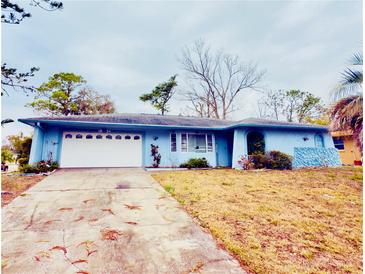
[
  {"xmin": 19, "ymin": 164, "xmax": 37, "ymax": 173},
  {"xmin": 265, "ymin": 151, "xmax": 292, "ymax": 170},
  {"xmin": 17, "ymin": 157, "xmax": 29, "ymax": 166},
  {"xmin": 238, "ymin": 151, "xmax": 293, "ymax": 170},
  {"xmin": 250, "ymin": 153, "xmax": 267, "ymax": 169},
  {"xmin": 180, "ymin": 158, "xmax": 210, "ymax": 169},
  {"xmin": 19, "ymin": 160, "xmax": 59, "ymax": 173},
  {"xmin": 237, "ymin": 155, "xmax": 254, "ymax": 170},
  {"xmin": 150, "ymin": 144, "xmax": 161, "ymax": 168}
]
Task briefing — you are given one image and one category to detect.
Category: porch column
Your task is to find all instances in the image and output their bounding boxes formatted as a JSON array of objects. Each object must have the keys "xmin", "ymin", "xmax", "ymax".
[
  {"xmin": 29, "ymin": 125, "xmax": 44, "ymax": 164},
  {"xmin": 231, "ymin": 128, "xmax": 247, "ymax": 169}
]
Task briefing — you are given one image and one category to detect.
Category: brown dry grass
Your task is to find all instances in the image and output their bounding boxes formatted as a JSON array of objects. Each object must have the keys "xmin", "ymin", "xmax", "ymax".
[
  {"xmin": 152, "ymin": 167, "xmax": 363, "ymax": 274},
  {"xmin": 1, "ymin": 174, "xmax": 44, "ymax": 207}
]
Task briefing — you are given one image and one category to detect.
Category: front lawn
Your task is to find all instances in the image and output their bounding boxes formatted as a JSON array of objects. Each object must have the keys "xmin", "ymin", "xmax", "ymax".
[
  {"xmin": 1, "ymin": 174, "xmax": 44, "ymax": 207},
  {"xmin": 152, "ymin": 167, "xmax": 363, "ymax": 273}
]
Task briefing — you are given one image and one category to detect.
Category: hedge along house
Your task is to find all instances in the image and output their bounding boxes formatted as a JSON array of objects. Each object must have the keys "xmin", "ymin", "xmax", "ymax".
[{"xmin": 19, "ymin": 113, "xmax": 341, "ymax": 169}]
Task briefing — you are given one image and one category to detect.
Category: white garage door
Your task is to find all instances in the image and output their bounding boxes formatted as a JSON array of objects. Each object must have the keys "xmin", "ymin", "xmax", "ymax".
[{"xmin": 60, "ymin": 132, "xmax": 142, "ymax": 168}]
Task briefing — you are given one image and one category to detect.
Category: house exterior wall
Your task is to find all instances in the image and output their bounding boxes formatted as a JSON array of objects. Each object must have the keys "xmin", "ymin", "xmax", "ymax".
[
  {"xmin": 331, "ymin": 132, "xmax": 362, "ymax": 165},
  {"xmin": 29, "ymin": 126, "xmax": 44, "ymax": 164},
  {"xmin": 30, "ymin": 126, "xmax": 220, "ymax": 168},
  {"xmin": 143, "ymin": 129, "xmax": 217, "ymax": 167},
  {"xmin": 231, "ymin": 127, "xmax": 338, "ymax": 169},
  {"xmin": 28, "ymin": 122, "xmax": 339, "ymax": 169}
]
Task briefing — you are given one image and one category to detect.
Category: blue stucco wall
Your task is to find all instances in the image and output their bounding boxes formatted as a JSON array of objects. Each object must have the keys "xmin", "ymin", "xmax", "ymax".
[
  {"xmin": 28, "ymin": 122, "xmax": 338, "ymax": 169},
  {"xmin": 231, "ymin": 127, "xmax": 337, "ymax": 169},
  {"xmin": 293, "ymin": 147, "xmax": 341, "ymax": 168},
  {"xmin": 29, "ymin": 126, "xmax": 44, "ymax": 164},
  {"xmin": 143, "ymin": 129, "xmax": 217, "ymax": 167}
]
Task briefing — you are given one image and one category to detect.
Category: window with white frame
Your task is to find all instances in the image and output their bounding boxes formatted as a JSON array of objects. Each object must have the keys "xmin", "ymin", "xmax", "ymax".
[
  {"xmin": 181, "ymin": 133, "xmax": 213, "ymax": 153},
  {"xmin": 181, "ymin": 133, "xmax": 187, "ymax": 152},
  {"xmin": 170, "ymin": 133, "xmax": 177, "ymax": 152}
]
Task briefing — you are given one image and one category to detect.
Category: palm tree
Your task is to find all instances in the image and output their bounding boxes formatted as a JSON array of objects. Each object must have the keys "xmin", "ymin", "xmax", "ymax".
[{"xmin": 330, "ymin": 53, "xmax": 363, "ymax": 153}]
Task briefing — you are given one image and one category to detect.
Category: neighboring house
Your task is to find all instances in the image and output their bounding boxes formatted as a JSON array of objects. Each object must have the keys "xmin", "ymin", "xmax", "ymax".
[
  {"xmin": 331, "ymin": 130, "xmax": 362, "ymax": 166},
  {"xmin": 19, "ymin": 113, "xmax": 341, "ymax": 169}
]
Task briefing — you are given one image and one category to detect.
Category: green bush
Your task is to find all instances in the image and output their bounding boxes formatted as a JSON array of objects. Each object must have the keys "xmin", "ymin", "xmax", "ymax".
[
  {"xmin": 265, "ymin": 151, "xmax": 292, "ymax": 170},
  {"xmin": 19, "ymin": 160, "xmax": 59, "ymax": 173},
  {"xmin": 180, "ymin": 158, "xmax": 210, "ymax": 169},
  {"xmin": 17, "ymin": 157, "xmax": 29, "ymax": 166},
  {"xmin": 245, "ymin": 151, "xmax": 292, "ymax": 170},
  {"xmin": 250, "ymin": 153, "xmax": 267, "ymax": 169}
]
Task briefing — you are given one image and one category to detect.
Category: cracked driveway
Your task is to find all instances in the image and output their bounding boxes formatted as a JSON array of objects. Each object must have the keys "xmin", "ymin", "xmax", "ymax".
[{"xmin": 2, "ymin": 168, "xmax": 245, "ymax": 274}]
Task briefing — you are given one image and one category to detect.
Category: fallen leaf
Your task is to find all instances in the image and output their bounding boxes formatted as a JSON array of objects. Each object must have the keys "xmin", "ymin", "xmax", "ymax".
[
  {"xmin": 100, "ymin": 228, "xmax": 123, "ymax": 241},
  {"xmin": 101, "ymin": 208, "xmax": 115, "ymax": 215},
  {"xmin": 125, "ymin": 221, "xmax": 138, "ymax": 225},
  {"xmin": 71, "ymin": 259, "xmax": 88, "ymax": 265},
  {"xmin": 124, "ymin": 204, "xmax": 142, "ymax": 210},
  {"xmin": 77, "ymin": 240, "xmax": 94, "ymax": 248},
  {"xmin": 74, "ymin": 216, "xmax": 85, "ymax": 222},
  {"xmin": 34, "ymin": 256, "xmax": 40, "ymax": 262},
  {"xmin": 36, "ymin": 240, "xmax": 50, "ymax": 243},
  {"xmin": 37, "ymin": 251, "xmax": 51, "ymax": 258},
  {"xmin": 83, "ymin": 199, "xmax": 95, "ymax": 204},
  {"xmin": 87, "ymin": 249, "xmax": 97, "ymax": 257},
  {"xmin": 44, "ymin": 219, "xmax": 61, "ymax": 225},
  {"xmin": 50, "ymin": 246, "xmax": 67, "ymax": 254},
  {"xmin": 76, "ymin": 271, "xmax": 89, "ymax": 274},
  {"xmin": 58, "ymin": 207, "xmax": 73, "ymax": 211}
]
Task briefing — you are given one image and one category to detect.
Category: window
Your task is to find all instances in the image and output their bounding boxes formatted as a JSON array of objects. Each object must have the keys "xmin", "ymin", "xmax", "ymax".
[
  {"xmin": 315, "ymin": 134, "xmax": 324, "ymax": 148},
  {"xmin": 333, "ymin": 137, "xmax": 344, "ymax": 150},
  {"xmin": 65, "ymin": 134, "xmax": 72, "ymax": 139},
  {"xmin": 125, "ymin": 135, "xmax": 131, "ymax": 140},
  {"xmin": 181, "ymin": 133, "xmax": 214, "ymax": 153},
  {"xmin": 115, "ymin": 135, "xmax": 122, "ymax": 140},
  {"xmin": 207, "ymin": 134, "xmax": 213, "ymax": 152},
  {"xmin": 76, "ymin": 134, "xmax": 83, "ymax": 139},
  {"xmin": 96, "ymin": 135, "xmax": 103, "ymax": 139},
  {"xmin": 134, "ymin": 136, "xmax": 140, "ymax": 140},
  {"xmin": 86, "ymin": 134, "xmax": 93, "ymax": 139},
  {"xmin": 181, "ymin": 133, "xmax": 187, "ymax": 152},
  {"xmin": 188, "ymin": 134, "xmax": 206, "ymax": 153},
  {"xmin": 106, "ymin": 135, "xmax": 112, "ymax": 139},
  {"xmin": 170, "ymin": 133, "xmax": 177, "ymax": 152}
]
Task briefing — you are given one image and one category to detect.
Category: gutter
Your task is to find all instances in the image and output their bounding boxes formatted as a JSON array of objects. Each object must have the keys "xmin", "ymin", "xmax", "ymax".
[{"xmin": 18, "ymin": 118, "xmax": 329, "ymax": 131}]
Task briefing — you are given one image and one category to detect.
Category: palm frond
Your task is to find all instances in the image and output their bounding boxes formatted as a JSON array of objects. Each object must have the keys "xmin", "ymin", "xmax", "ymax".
[
  {"xmin": 341, "ymin": 68, "xmax": 363, "ymax": 85},
  {"xmin": 350, "ymin": 52, "xmax": 363, "ymax": 66}
]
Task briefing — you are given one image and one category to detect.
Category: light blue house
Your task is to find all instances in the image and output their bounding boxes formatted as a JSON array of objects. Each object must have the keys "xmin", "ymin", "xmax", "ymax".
[{"xmin": 19, "ymin": 113, "xmax": 341, "ymax": 169}]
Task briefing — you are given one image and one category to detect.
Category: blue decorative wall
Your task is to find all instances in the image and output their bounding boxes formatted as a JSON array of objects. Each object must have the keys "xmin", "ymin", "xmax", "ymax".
[{"xmin": 293, "ymin": 147, "xmax": 342, "ymax": 168}]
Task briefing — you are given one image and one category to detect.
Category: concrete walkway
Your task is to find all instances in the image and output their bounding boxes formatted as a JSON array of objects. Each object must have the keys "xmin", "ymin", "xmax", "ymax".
[{"xmin": 2, "ymin": 168, "xmax": 245, "ymax": 274}]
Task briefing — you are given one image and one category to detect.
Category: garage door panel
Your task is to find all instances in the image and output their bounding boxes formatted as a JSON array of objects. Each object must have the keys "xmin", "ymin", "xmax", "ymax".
[{"xmin": 60, "ymin": 132, "xmax": 142, "ymax": 168}]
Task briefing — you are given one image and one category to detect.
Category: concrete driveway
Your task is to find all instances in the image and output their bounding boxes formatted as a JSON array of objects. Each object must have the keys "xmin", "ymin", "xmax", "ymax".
[{"xmin": 2, "ymin": 168, "xmax": 244, "ymax": 274}]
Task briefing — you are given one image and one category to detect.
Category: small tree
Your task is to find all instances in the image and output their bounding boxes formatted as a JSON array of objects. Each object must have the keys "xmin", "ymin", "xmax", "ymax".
[
  {"xmin": 27, "ymin": 73, "xmax": 116, "ymax": 116},
  {"xmin": 140, "ymin": 75, "xmax": 177, "ymax": 115},
  {"xmin": 7, "ymin": 133, "xmax": 32, "ymax": 164},
  {"xmin": 1, "ymin": 148, "xmax": 13, "ymax": 163}
]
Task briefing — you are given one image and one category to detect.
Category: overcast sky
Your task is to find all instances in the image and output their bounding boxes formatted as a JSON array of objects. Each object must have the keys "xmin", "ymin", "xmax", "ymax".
[{"xmin": 1, "ymin": 0, "xmax": 362, "ymax": 140}]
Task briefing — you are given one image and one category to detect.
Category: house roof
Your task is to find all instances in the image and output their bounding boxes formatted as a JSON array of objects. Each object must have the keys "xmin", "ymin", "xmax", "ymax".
[{"xmin": 18, "ymin": 113, "xmax": 328, "ymax": 130}]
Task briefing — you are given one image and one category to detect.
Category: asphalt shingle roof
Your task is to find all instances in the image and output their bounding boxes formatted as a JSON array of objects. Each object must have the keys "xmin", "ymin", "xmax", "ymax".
[{"xmin": 19, "ymin": 113, "xmax": 327, "ymax": 130}]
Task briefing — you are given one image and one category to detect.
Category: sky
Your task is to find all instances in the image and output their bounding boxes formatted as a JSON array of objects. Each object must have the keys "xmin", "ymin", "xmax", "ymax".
[{"xmin": 1, "ymin": 0, "xmax": 363, "ymax": 141}]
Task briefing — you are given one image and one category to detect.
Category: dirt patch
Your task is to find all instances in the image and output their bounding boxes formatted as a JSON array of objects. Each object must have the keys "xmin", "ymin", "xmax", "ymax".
[{"xmin": 1, "ymin": 174, "xmax": 44, "ymax": 207}]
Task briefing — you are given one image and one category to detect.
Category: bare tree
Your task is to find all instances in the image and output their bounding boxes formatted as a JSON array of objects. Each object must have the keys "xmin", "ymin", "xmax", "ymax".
[
  {"xmin": 179, "ymin": 40, "xmax": 265, "ymax": 119},
  {"xmin": 257, "ymin": 90, "xmax": 285, "ymax": 120}
]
